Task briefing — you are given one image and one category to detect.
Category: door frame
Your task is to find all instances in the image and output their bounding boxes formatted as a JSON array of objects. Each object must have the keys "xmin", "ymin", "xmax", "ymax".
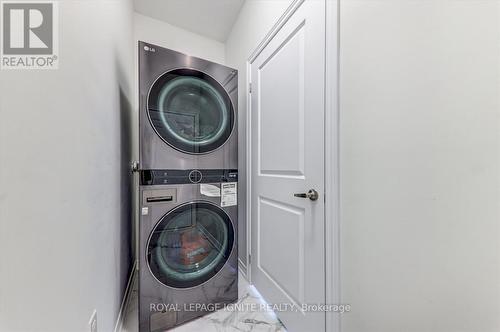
[{"xmin": 245, "ymin": 0, "xmax": 340, "ymax": 331}]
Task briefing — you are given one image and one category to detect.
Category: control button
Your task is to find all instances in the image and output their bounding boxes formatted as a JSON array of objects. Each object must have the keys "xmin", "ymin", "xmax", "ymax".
[{"xmin": 188, "ymin": 170, "xmax": 203, "ymax": 183}]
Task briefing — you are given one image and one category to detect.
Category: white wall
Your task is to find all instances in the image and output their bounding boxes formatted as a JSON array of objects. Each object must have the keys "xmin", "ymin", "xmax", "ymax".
[
  {"xmin": 339, "ymin": 1, "xmax": 500, "ymax": 331},
  {"xmin": 0, "ymin": 1, "xmax": 135, "ymax": 331},
  {"xmin": 134, "ymin": 12, "xmax": 225, "ymax": 64},
  {"xmin": 225, "ymin": 0, "xmax": 293, "ymax": 274}
]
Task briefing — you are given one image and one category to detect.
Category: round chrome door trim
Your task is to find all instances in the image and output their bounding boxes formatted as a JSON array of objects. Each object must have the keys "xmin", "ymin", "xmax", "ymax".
[
  {"xmin": 146, "ymin": 67, "xmax": 237, "ymax": 155},
  {"xmin": 156, "ymin": 77, "xmax": 229, "ymax": 146},
  {"xmin": 145, "ymin": 200, "xmax": 236, "ymax": 290}
]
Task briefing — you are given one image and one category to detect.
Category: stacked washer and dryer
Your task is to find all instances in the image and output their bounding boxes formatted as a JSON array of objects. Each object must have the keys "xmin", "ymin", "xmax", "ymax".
[{"xmin": 138, "ymin": 41, "xmax": 238, "ymax": 332}]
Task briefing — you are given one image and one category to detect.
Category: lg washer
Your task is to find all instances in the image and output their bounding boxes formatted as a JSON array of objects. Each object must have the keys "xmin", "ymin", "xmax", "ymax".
[{"xmin": 139, "ymin": 169, "xmax": 238, "ymax": 331}]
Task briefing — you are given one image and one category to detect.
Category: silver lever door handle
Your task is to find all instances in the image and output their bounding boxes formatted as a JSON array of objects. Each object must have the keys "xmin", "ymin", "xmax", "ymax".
[{"xmin": 294, "ymin": 189, "xmax": 319, "ymax": 201}]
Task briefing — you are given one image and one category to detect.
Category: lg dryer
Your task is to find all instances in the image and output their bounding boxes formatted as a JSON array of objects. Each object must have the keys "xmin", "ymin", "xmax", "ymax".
[{"xmin": 139, "ymin": 41, "xmax": 238, "ymax": 170}]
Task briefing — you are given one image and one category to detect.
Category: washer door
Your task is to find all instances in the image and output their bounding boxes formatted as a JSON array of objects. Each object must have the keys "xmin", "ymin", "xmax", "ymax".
[
  {"xmin": 147, "ymin": 202, "xmax": 234, "ymax": 288},
  {"xmin": 148, "ymin": 68, "xmax": 235, "ymax": 154}
]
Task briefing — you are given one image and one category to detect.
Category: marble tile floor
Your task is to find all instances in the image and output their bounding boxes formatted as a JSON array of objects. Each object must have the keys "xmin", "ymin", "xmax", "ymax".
[{"xmin": 121, "ymin": 272, "xmax": 287, "ymax": 332}]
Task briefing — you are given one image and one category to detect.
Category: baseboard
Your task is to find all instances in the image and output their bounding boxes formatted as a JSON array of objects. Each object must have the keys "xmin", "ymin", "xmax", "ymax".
[{"xmin": 114, "ymin": 259, "xmax": 138, "ymax": 332}]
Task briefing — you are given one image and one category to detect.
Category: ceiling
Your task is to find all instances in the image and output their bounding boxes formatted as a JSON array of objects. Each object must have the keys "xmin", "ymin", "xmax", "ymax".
[{"xmin": 133, "ymin": 0, "xmax": 245, "ymax": 42}]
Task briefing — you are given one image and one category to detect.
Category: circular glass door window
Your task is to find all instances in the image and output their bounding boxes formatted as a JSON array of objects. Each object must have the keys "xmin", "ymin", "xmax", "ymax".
[
  {"xmin": 148, "ymin": 69, "xmax": 234, "ymax": 154},
  {"xmin": 147, "ymin": 202, "xmax": 234, "ymax": 288}
]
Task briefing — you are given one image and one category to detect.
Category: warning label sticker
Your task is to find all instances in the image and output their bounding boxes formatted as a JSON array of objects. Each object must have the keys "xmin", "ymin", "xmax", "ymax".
[
  {"xmin": 200, "ymin": 184, "xmax": 221, "ymax": 197},
  {"xmin": 221, "ymin": 182, "xmax": 237, "ymax": 207}
]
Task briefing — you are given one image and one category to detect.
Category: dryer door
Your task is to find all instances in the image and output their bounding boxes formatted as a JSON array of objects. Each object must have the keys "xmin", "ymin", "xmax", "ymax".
[
  {"xmin": 147, "ymin": 201, "xmax": 235, "ymax": 288},
  {"xmin": 147, "ymin": 69, "xmax": 235, "ymax": 154}
]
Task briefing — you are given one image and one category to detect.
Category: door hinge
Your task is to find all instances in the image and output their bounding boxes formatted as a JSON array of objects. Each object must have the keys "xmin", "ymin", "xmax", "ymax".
[
  {"xmin": 249, "ymin": 83, "xmax": 252, "ymax": 93},
  {"xmin": 248, "ymin": 254, "xmax": 251, "ymax": 265}
]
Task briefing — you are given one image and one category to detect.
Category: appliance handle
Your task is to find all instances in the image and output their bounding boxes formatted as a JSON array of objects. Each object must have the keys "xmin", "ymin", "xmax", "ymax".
[{"xmin": 146, "ymin": 196, "xmax": 173, "ymax": 203}]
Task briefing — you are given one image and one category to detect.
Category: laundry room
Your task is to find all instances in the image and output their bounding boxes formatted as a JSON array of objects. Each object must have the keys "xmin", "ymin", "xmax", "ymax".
[{"xmin": 0, "ymin": 1, "xmax": 498, "ymax": 332}]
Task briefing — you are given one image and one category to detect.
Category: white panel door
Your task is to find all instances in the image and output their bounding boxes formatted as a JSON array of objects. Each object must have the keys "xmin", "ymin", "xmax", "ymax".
[{"xmin": 250, "ymin": 1, "xmax": 326, "ymax": 331}]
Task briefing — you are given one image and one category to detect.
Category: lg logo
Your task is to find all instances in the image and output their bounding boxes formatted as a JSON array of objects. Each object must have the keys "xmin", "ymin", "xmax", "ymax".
[{"xmin": 1, "ymin": 1, "xmax": 58, "ymax": 69}]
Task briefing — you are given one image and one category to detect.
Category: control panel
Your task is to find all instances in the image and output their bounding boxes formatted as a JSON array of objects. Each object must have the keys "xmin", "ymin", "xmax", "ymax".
[{"xmin": 140, "ymin": 169, "xmax": 238, "ymax": 185}]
